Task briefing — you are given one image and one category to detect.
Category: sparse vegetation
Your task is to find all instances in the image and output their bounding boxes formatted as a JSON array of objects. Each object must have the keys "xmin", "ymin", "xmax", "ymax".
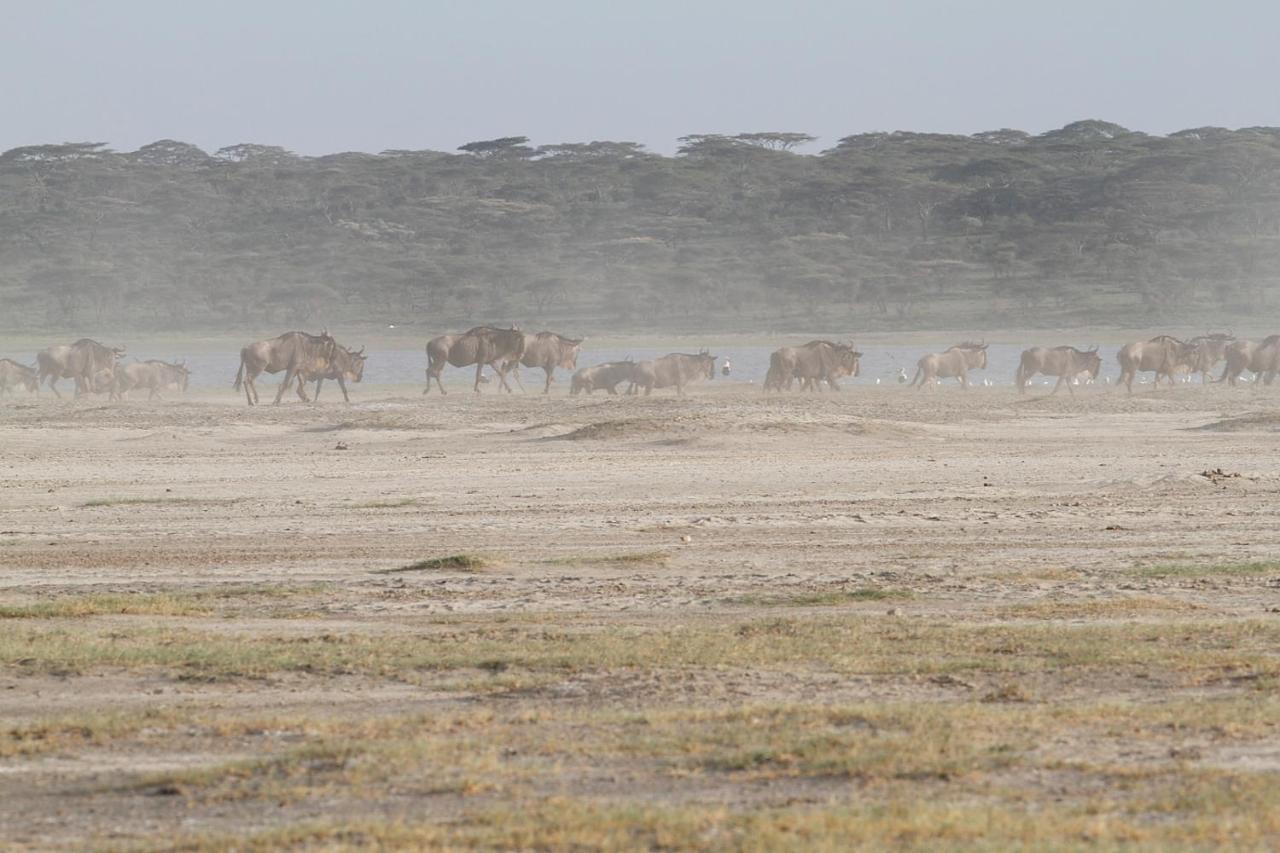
[
  {"xmin": 0, "ymin": 584, "xmax": 331, "ymax": 620},
  {"xmin": 353, "ymin": 497, "xmax": 420, "ymax": 509},
  {"xmin": 377, "ymin": 553, "xmax": 490, "ymax": 574},
  {"xmin": 79, "ymin": 496, "xmax": 235, "ymax": 508},
  {"xmin": 725, "ymin": 588, "xmax": 914, "ymax": 606},
  {"xmin": 1131, "ymin": 560, "xmax": 1280, "ymax": 579},
  {"xmin": 542, "ymin": 551, "xmax": 669, "ymax": 566}
]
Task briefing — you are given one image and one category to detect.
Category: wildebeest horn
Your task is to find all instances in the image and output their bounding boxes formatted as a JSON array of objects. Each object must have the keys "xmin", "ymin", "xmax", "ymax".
[{"xmin": 355, "ymin": 346, "xmax": 365, "ymax": 356}]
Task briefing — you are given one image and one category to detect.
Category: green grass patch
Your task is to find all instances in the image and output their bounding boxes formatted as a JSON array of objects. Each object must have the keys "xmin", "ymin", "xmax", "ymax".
[
  {"xmin": 1131, "ymin": 560, "xmax": 1280, "ymax": 579},
  {"xmin": 353, "ymin": 497, "xmax": 420, "ymax": 509},
  {"xmin": 376, "ymin": 554, "xmax": 490, "ymax": 574},
  {"xmin": 0, "ymin": 584, "xmax": 331, "ymax": 620},
  {"xmin": 0, "ymin": 593, "xmax": 214, "ymax": 619},
  {"xmin": 725, "ymin": 588, "xmax": 914, "ymax": 607},
  {"xmin": 999, "ymin": 596, "xmax": 1201, "ymax": 620},
  {"xmin": 161, "ymin": 769, "xmax": 1280, "ymax": 851},
  {"xmin": 5, "ymin": 616, "xmax": 1277, "ymax": 682},
  {"xmin": 542, "ymin": 551, "xmax": 669, "ymax": 566},
  {"xmin": 79, "ymin": 496, "xmax": 235, "ymax": 508}
]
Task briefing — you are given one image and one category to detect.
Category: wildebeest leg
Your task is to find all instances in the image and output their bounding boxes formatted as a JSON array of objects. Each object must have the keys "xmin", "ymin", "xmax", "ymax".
[
  {"xmin": 959, "ymin": 371, "xmax": 969, "ymax": 390},
  {"xmin": 543, "ymin": 367, "xmax": 553, "ymax": 394},
  {"xmin": 274, "ymin": 369, "xmax": 297, "ymax": 404},
  {"xmin": 507, "ymin": 365, "xmax": 526, "ymax": 393},
  {"xmin": 313, "ymin": 379, "xmax": 324, "ymax": 401},
  {"xmin": 473, "ymin": 361, "xmax": 485, "ymax": 394},
  {"xmin": 490, "ymin": 362, "xmax": 516, "ymax": 394},
  {"xmin": 337, "ymin": 377, "xmax": 350, "ymax": 403},
  {"xmin": 1052, "ymin": 374, "xmax": 1070, "ymax": 396},
  {"xmin": 47, "ymin": 376, "xmax": 63, "ymax": 399},
  {"xmin": 827, "ymin": 377, "xmax": 841, "ymax": 392}
]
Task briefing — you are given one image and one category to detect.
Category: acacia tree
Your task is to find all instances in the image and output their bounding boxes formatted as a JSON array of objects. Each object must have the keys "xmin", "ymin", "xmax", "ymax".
[
  {"xmin": 457, "ymin": 136, "xmax": 535, "ymax": 159},
  {"xmin": 734, "ymin": 132, "xmax": 816, "ymax": 152}
]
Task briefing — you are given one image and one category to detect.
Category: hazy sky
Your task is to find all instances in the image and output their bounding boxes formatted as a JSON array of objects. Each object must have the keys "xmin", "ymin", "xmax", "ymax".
[{"xmin": 3, "ymin": 0, "xmax": 1279, "ymax": 156}]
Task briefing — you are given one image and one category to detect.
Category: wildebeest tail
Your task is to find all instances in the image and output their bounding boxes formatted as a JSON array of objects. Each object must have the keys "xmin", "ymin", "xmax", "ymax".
[
  {"xmin": 233, "ymin": 357, "xmax": 245, "ymax": 391},
  {"xmin": 909, "ymin": 366, "xmax": 923, "ymax": 387}
]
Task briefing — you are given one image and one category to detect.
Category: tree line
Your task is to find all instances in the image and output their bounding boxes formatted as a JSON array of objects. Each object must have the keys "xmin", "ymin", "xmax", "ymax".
[{"xmin": 2, "ymin": 120, "xmax": 1279, "ymax": 333}]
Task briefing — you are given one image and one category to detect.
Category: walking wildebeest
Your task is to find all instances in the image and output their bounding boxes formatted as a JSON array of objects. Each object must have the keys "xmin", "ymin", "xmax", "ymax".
[
  {"xmin": 909, "ymin": 342, "xmax": 988, "ymax": 389},
  {"xmin": 507, "ymin": 332, "xmax": 583, "ymax": 394},
  {"xmin": 1185, "ymin": 334, "xmax": 1235, "ymax": 383},
  {"xmin": 1015, "ymin": 346, "xmax": 1101, "ymax": 395},
  {"xmin": 233, "ymin": 330, "xmax": 338, "ymax": 406},
  {"xmin": 1115, "ymin": 335, "xmax": 1196, "ymax": 393},
  {"xmin": 298, "ymin": 345, "xmax": 367, "ymax": 403},
  {"xmin": 0, "ymin": 359, "xmax": 38, "ymax": 395},
  {"xmin": 113, "ymin": 360, "xmax": 190, "ymax": 400},
  {"xmin": 36, "ymin": 339, "xmax": 126, "ymax": 398},
  {"xmin": 764, "ymin": 341, "xmax": 861, "ymax": 392},
  {"xmin": 1218, "ymin": 336, "xmax": 1280, "ymax": 386},
  {"xmin": 627, "ymin": 351, "xmax": 717, "ymax": 396},
  {"xmin": 424, "ymin": 326, "xmax": 526, "ymax": 395},
  {"xmin": 570, "ymin": 361, "xmax": 636, "ymax": 395}
]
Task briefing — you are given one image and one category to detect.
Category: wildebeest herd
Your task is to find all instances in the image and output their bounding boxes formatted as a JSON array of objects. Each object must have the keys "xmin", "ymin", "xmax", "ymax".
[{"xmin": 3, "ymin": 330, "xmax": 1278, "ymax": 403}]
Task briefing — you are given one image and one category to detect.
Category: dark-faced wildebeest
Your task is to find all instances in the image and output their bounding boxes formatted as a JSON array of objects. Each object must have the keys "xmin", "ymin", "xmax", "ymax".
[
  {"xmin": 0, "ymin": 359, "xmax": 38, "ymax": 395},
  {"xmin": 1015, "ymin": 346, "xmax": 1101, "ymax": 395},
  {"xmin": 909, "ymin": 342, "xmax": 988, "ymax": 389},
  {"xmin": 507, "ymin": 332, "xmax": 584, "ymax": 394},
  {"xmin": 570, "ymin": 361, "xmax": 636, "ymax": 395},
  {"xmin": 36, "ymin": 339, "xmax": 126, "ymax": 398},
  {"xmin": 1115, "ymin": 335, "xmax": 1196, "ymax": 393},
  {"xmin": 1184, "ymin": 334, "xmax": 1236, "ymax": 383},
  {"xmin": 764, "ymin": 341, "xmax": 861, "ymax": 392},
  {"xmin": 1218, "ymin": 336, "xmax": 1280, "ymax": 386},
  {"xmin": 627, "ymin": 351, "xmax": 717, "ymax": 396},
  {"xmin": 233, "ymin": 330, "xmax": 338, "ymax": 406},
  {"xmin": 296, "ymin": 345, "xmax": 367, "ymax": 403},
  {"xmin": 424, "ymin": 326, "xmax": 526, "ymax": 395}
]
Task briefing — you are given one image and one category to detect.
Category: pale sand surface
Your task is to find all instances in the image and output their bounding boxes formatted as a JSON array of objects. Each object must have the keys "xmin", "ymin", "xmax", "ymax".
[{"xmin": 2, "ymin": 379, "xmax": 1278, "ymax": 847}]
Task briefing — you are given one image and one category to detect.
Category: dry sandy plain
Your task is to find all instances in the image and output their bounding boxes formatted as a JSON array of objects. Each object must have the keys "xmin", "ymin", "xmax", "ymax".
[{"xmin": 2, "ymin": 376, "xmax": 1279, "ymax": 849}]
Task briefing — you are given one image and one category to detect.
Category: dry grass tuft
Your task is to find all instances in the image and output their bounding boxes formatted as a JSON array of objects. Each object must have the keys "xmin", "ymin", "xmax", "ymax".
[{"xmin": 376, "ymin": 554, "xmax": 490, "ymax": 574}]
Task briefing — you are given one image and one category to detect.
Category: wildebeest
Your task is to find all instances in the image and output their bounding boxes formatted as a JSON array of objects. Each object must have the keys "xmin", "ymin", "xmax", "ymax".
[
  {"xmin": 909, "ymin": 342, "xmax": 988, "ymax": 389},
  {"xmin": 627, "ymin": 351, "xmax": 717, "ymax": 396},
  {"xmin": 1185, "ymin": 333, "xmax": 1236, "ymax": 383},
  {"xmin": 0, "ymin": 359, "xmax": 38, "ymax": 395},
  {"xmin": 298, "ymin": 345, "xmax": 367, "ymax": 403},
  {"xmin": 1115, "ymin": 335, "xmax": 1196, "ymax": 393},
  {"xmin": 1218, "ymin": 336, "xmax": 1280, "ymax": 386},
  {"xmin": 113, "ymin": 360, "xmax": 190, "ymax": 400},
  {"xmin": 233, "ymin": 330, "xmax": 338, "ymax": 406},
  {"xmin": 1015, "ymin": 346, "xmax": 1101, "ymax": 395},
  {"xmin": 424, "ymin": 326, "xmax": 526, "ymax": 395},
  {"xmin": 764, "ymin": 341, "xmax": 861, "ymax": 392},
  {"xmin": 508, "ymin": 332, "xmax": 583, "ymax": 394},
  {"xmin": 570, "ymin": 360, "xmax": 636, "ymax": 395},
  {"xmin": 36, "ymin": 339, "xmax": 126, "ymax": 398}
]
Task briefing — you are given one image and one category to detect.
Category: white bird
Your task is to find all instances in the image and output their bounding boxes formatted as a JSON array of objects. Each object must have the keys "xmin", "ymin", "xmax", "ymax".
[
  {"xmin": 897, "ymin": 368, "xmax": 908, "ymax": 384},
  {"xmin": 388, "ymin": 324, "xmax": 396, "ymax": 329},
  {"xmin": 875, "ymin": 378, "xmax": 881, "ymax": 385}
]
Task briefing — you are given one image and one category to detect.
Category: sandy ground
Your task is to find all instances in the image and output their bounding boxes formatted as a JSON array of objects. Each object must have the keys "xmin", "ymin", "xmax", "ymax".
[{"xmin": 2, "ymin": 378, "xmax": 1279, "ymax": 847}]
